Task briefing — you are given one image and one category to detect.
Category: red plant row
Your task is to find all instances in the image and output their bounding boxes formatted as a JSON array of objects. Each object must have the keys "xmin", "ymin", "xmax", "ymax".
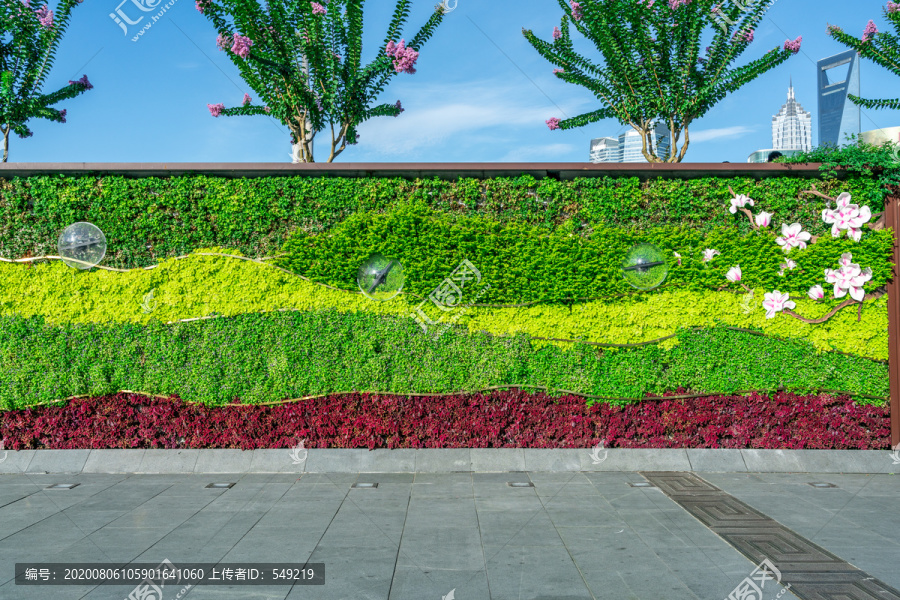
[{"xmin": 0, "ymin": 389, "xmax": 890, "ymax": 450}]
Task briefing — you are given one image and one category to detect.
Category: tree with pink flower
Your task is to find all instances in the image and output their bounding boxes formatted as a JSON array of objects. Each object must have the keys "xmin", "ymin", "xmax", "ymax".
[
  {"xmin": 827, "ymin": 2, "xmax": 900, "ymax": 111},
  {"xmin": 523, "ymin": 0, "xmax": 800, "ymax": 161},
  {"xmin": 0, "ymin": 0, "xmax": 92, "ymax": 162},
  {"xmin": 196, "ymin": 0, "xmax": 448, "ymax": 162}
]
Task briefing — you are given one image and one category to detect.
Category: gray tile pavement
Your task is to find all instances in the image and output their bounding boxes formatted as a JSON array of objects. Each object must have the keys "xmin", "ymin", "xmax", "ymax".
[{"xmin": 4, "ymin": 469, "xmax": 896, "ymax": 598}]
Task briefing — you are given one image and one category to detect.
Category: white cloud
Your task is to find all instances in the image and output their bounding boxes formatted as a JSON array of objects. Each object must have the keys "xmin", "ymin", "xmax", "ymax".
[
  {"xmin": 355, "ymin": 79, "xmax": 590, "ymax": 157},
  {"xmin": 500, "ymin": 143, "xmax": 576, "ymax": 162},
  {"xmin": 688, "ymin": 125, "xmax": 756, "ymax": 143}
]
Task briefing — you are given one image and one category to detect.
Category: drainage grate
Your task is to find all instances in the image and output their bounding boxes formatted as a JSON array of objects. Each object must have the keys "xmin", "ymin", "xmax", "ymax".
[
  {"xmin": 352, "ymin": 482, "xmax": 378, "ymax": 489},
  {"xmin": 628, "ymin": 482, "xmax": 654, "ymax": 488},
  {"xmin": 506, "ymin": 482, "xmax": 534, "ymax": 487},
  {"xmin": 205, "ymin": 483, "xmax": 235, "ymax": 489},
  {"xmin": 808, "ymin": 482, "xmax": 837, "ymax": 488},
  {"xmin": 641, "ymin": 472, "xmax": 900, "ymax": 600},
  {"xmin": 45, "ymin": 483, "xmax": 79, "ymax": 490}
]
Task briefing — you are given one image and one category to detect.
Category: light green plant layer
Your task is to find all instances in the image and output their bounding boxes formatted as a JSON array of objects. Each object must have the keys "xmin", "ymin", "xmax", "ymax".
[{"xmin": 0, "ymin": 248, "xmax": 886, "ymax": 360}]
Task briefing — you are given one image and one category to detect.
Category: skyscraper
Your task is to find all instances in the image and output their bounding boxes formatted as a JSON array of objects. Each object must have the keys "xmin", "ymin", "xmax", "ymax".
[
  {"xmin": 772, "ymin": 78, "xmax": 812, "ymax": 152},
  {"xmin": 589, "ymin": 122, "xmax": 672, "ymax": 163},
  {"xmin": 817, "ymin": 49, "xmax": 860, "ymax": 147}
]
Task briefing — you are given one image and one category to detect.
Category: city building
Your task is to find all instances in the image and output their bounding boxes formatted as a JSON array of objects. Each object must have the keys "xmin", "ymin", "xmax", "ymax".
[
  {"xmin": 589, "ymin": 122, "xmax": 672, "ymax": 163},
  {"xmin": 747, "ymin": 148, "xmax": 805, "ymax": 163},
  {"xmin": 860, "ymin": 126, "xmax": 900, "ymax": 146},
  {"xmin": 748, "ymin": 80, "xmax": 813, "ymax": 162},
  {"xmin": 817, "ymin": 49, "xmax": 860, "ymax": 147},
  {"xmin": 772, "ymin": 78, "xmax": 812, "ymax": 152},
  {"xmin": 589, "ymin": 137, "xmax": 619, "ymax": 163}
]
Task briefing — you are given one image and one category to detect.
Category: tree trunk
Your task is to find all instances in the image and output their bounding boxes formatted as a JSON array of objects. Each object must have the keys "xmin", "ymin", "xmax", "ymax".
[{"xmin": 2, "ymin": 125, "xmax": 9, "ymax": 163}]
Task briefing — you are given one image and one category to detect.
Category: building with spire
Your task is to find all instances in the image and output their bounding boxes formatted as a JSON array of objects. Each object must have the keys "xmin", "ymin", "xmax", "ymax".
[
  {"xmin": 748, "ymin": 79, "xmax": 812, "ymax": 162},
  {"xmin": 817, "ymin": 49, "xmax": 860, "ymax": 147}
]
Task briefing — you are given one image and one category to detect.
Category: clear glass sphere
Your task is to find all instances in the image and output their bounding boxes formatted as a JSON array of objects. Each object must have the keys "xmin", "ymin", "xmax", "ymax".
[
  {"xmin": 357, "ymin": 254, "xmax": 404, "ymax": 301},
  {"xmin": 57, "ymin": 222, "xmax": 107, "ymax": 270},
  {"xmin": 621, "ymin": 242, "xmax": 668, "ymax": 290}
]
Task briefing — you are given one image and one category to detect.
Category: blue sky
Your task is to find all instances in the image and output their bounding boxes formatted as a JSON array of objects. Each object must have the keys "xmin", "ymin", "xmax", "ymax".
[{"xmin": 8, "ymin": 0, "xmax": 900, "ymax": 163}]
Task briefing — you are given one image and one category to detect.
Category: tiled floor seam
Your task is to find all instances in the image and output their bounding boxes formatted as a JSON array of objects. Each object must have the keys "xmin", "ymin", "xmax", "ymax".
[{"xmin": 640, "ymin": 471, "xmax": 900, "ymax": 600}]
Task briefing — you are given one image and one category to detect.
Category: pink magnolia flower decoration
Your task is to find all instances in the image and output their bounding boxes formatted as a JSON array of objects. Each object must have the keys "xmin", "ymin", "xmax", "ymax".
[
  {"xmin": 702, "ymin": 248, "xmax": 720, "ymax": 262},
  {"xmin": 784, "ymin": 36, "xmax": 802, "ymax": 54},
  {"xmin": 726, "ymin": 265, "xmax": 742, "ymax": 283},
  {"xmin": 822, "ymin": 192, "xmax": 871, "ymax": 242},
  {"xmin": 546, "ymin": 117, "xmax": 561, "ymax": 130},
  {"xmin": 775, "ymin": 222, "xmax": 811, "ymax": 252},
  {"xmin": 762, "ymin": 290, "xmax": 795, "ymax": 319},
  {"xmin": 207, "ymin": 103, "xmax": 225, "ymax": 117},
  {"xmin": 777, "ymin": 259, "xmax": 797, "ymax": 276},
  {"xmin": 674, "ymin": 251, "xmax": 682, "ymax": 267},
  {"xmin": 808, "ymin": 284, "xmax": 824, "ymax": 300},
  {"xmin": 755, "ymin": 211, "xmax": 772, "ymax": 228},
  {"xmin": 729, "ymin": 194, "xmax": 754, "ymax": 214},
  {"xmin": 824, "ymin": 253, "xmax": 873, "ymax": 301}
]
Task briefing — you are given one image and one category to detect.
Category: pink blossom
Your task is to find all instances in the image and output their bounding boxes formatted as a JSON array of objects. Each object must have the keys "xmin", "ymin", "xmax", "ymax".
[
  {"xmin": 553, "ymin": 26, "xmax": 562, "ymax": 40},
  {"xmin": 34, "ymin": 4, "xmax": 53, "ymax": 28},
  {"xmin": 311, "ymin": 1, "xmax": 326, "ymax": 14},
  {"xmin": 728, "ymin": 194, "xmax": 754, "ymax": 214},
  {"xmin": 264, "ymin": 106, "xmax": 271, "ymax": 114},
  {"xmin": 385, "ymin": 39, "xmax": 419, "ymax": 74},
  {"xmin": 195, "ymin": 0, "xmax": 210, "ymax": 12},
  {"xmin": 546, "ymin": 117, "xmax": 561, "ymax": 130},
  {"xmin": 726, "ymin": 265, "xmax": 741, "ymax": 283},
  {"xmin": 754, "ymin": 211, "xmax": 772, "ymax": 228},
  {"xmin": 775, "ymin": 222, "xmax": 811, "ymax": 252},
  {"xmin": 783, "ymin": 36, "xmax": 802, "ymax": 54},
  {"xmin": 553, "ymin": 68, "xmax": 565, "ymax": 74},
  {"xmin": 668, "ymin": 0, "xmax": 690, "ymax": 7},
  {"xmin": 570, "ymin": 1, "xmax": 583, "ymax": 20},
  {"xmin": 58, "ymin": 108, "xmax": 66, "ymax": 123},
  {"xmin": 68, "ymin": 75, "xmax": 93, "ymax": 90},
  {"xmin": 216, "ymin": 33, "xmax": 231, "ymax": 51},
  {"xmin": 242, "ymin": 93, "xmax": 252, "ymax": 106},
  {"xmin": 207, "ymin": 103, "xmax": 225, "ymax": 117},
  {"xmin": 863, "ymin": 20, "xmax": 878, "ymax": 42},
  {"xmin": 231, "ymin": 34, "xmax": 254, "ymax": 58},
  {"xmin": 889, "ymin": 2, "xmax": 900, "ymax": 13},
  {"xmin": 735, "ymin": 28, "xmax": 754, "ymax": 43},
  {"xmin": 762, "ymin": 290, "xmax": 795, "ymax": 319},
  {"xmin": 395, "ymin": 100, "xmax": 404, "ymax": 115},
  {"xmin": 808, "ymin": 285, "xmax": 824, "ymax": 300}
]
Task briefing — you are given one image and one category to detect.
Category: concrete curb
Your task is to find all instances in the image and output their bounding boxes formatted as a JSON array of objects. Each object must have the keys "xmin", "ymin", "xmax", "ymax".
[{"xmin": 1, "ymin": 448, "xmax": 898, "ymax": 474}]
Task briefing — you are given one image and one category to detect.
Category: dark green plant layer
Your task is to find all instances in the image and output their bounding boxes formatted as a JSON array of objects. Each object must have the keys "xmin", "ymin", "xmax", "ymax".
[
  {"xmin": 0, "ymin": 173, "xmax": 879, "ymax": 269},
  {"xmin": 275, "ymin": 203, "xmax": 894, "ymax": 303},
  {"xmin": 0, "ymin": 310, "xmax": 885, "ymax": 410},
  {"xmin": 779, "ymin": 136, "xmax": 900, "ymax": 197}
]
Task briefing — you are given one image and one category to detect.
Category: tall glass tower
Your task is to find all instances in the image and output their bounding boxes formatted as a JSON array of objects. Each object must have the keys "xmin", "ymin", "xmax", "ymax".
[
  {"xmin": 817, "ymin": 50, "xmax": 860, "ymax": 147},
  {"xmin": 590, "ymin": 122, "xmax": 672, "ymax": 162},
  {"xmin": 772, "ymin": 78, "xmax": 812, "ymax": 151}
]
